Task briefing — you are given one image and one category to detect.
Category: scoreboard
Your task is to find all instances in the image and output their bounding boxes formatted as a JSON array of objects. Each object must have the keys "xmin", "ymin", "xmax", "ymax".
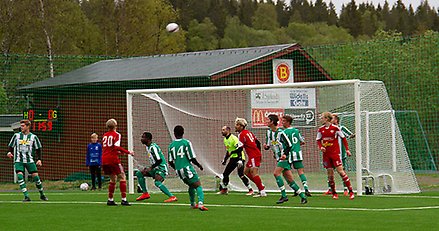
[{"xmin": 23, "ymin": 109, "xmax": 60, "ymax": 132}]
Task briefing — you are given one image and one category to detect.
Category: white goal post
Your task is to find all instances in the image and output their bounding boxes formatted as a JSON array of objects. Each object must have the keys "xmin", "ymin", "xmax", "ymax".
[{"xmin": 126, "ymin": 80, "xmax": 420, "ymax": 195}]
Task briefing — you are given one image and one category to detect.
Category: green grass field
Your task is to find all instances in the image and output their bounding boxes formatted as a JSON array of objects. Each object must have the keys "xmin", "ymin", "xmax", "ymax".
[{"xmin": 0, "ymin": 190, "xmax": 438, "ymax": 230}]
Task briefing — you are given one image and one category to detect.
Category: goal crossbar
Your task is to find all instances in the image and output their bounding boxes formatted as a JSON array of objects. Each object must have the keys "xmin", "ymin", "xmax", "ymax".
[{"xmin": 126, "ymin": 79, "xmax": 419, "ymax": 195}]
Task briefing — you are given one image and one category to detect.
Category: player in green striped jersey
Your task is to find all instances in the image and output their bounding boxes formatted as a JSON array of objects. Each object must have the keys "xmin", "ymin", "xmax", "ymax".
[
  {"xmin": 7, "ymin": 120, "xmax": 48, "ymax": 202},
  {"xmin": 263, "ymin": 114, "xmax": 283, "ymax": 160},
  {"xmin": 268, "ymin": 115, "xmax": 307, "ymax": 204},
  {"xmin": 135, "ymin": 132, "xmax": 177, "ymax": 203},
  {"xmin": 322, "ymin": 113, "xmax": 355, "ymax": 196},
  {"xmin": 168, "ymin": 125, "xmax": 208, "ymax": 211},
  {"xmin": 283, "ymin": 115, "xmax": 312, "ymax": 197}
]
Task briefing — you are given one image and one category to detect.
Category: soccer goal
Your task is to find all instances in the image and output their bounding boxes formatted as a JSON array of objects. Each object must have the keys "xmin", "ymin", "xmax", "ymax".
[{"xmin": 126, "ymin": 80, "xmax": 420, "ymax": 195}]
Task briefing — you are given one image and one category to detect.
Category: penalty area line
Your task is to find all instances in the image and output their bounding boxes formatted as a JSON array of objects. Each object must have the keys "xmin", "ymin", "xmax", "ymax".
[{"xmin": 0, "ymin": 200, "xmax": 438, "ymax": 211}]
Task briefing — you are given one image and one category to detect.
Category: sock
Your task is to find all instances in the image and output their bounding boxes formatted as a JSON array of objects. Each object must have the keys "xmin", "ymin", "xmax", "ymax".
[
  {"xmin": 299, "ymin": 174, "xmax": 309, "ymax": 191},
  {"xmin": 223, "ymin": 174, "xmax": 229, "ymax": 188},
  {"xmin": 33, "ymin": 175, "xmax": 44, "ymax": 195},
  {"xmin": 289, "ymin": 180, "xmax": 306, "ymax": 199},
  {"xmin": 17, "ymin": 174, "xmax": 29, "ymax": 197},
  {"xmin": 135, "ymin": 171, "xmax": 148, "ymax": 193},
  {"xmin": 240, "ymin": 174, "xmax": 251, "ymax": 188},
  {"xmin": 196, "ymin": 186, "xmax": 204, "ymax": 204},
  {"xmin": 328, "ymin": 176, "xmax": 336, "ymax": 194},
  {"xmin": 155, "ymin": 180, "xmax": 173, "ymax": 197},
  {"xmin": 252, "ymin": 175, "xmax": 265, "ymax": 191},
  {"xmin": 188, "ymin": 187, "xmax": 196, "ymax": 206},
  {"xmin": 120, "ymin": 180, "xmax": 127, "ymax": 199},
  {"xmin": 341, "ymin": 174, "xmax": 353, "ymax": 191},
  {"xmin": 109, "ymin": 182, "xmax": 116, "ymax": 199},
  {"xmin": 275, "ymin": 176, "xmax": 287, "ymax": 197},
  {"xmin": 245, "ymin": 173, "xmax": 254, "ymax": 182}
]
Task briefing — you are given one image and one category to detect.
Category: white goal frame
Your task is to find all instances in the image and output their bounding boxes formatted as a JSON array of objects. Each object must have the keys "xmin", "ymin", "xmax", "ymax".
[
  {"xmin": 126, "ymin": 79, "xmax": 420, "ymax": 195},
  {"xmin": 126, "ymin": 79, "xmax": 366, "ymax": 194}
]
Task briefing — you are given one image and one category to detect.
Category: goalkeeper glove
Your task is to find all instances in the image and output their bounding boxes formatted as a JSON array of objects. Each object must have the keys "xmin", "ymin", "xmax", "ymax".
[{"xmin": 237, "ymin": 160, "xmax": 243, "ymax": 168}]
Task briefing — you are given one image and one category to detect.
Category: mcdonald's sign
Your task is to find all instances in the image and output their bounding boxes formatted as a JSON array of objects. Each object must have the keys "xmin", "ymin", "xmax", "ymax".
[{"xmin": 251, "ymin": 108, "xmax": 284, "ymax": 128}]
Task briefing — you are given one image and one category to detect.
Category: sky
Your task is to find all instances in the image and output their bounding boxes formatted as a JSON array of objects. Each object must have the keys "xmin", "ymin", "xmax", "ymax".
[{"xmin": 326, "ymin": 0, "xmax": 439, "ymax": 14}]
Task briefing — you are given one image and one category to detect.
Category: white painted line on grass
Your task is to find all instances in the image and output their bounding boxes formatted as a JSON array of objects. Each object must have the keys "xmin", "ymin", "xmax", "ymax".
[
  {"xmin": 0, "ymin": 200, "xmax": 438, "ymax": 211},
  {"xmin": 1, "ymin": 192, "xmax": 439, "ymax": 199}
]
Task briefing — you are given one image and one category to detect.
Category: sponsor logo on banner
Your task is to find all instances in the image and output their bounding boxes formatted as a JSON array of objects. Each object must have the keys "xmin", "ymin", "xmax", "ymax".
[
  {"xmin": 251, "ymin": 89, "xmax": 282, "ymax": 108},
  {"xmin": 251, "ymin": 88, "xmax": 316, "ymax": 109},
  {"xmin": 273, "ymin": 59, "xmax": 294, "ymax": 84},
  {"xmin": 251, "ymin": 108, "xmax": 285, "ymax": 128},
  {"xmin": 284, "ymin": 108, "xmax": 316, "ymax": 127},
  {"xmin": 289, "ymin": 88, "xmax": 316, "ymax": 109}
]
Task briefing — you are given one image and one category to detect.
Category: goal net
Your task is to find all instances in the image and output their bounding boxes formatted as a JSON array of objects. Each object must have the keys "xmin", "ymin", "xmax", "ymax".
[{"xmin": 126, "ymin": 80, "xmax": 420, "ymax": 195}]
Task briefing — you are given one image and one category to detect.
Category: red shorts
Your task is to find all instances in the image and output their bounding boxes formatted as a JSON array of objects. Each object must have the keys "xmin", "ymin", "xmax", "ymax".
[
  {"xmin": 246, "ymin": 156, "xmax": 261, "ymax": 168},
  {"xmin": 322, "ymin": 154, "xmax": 342, "ymax": 169},
  {"xmin": 103, "ymin": 164, "xmax": 124, "ymax": 175}
]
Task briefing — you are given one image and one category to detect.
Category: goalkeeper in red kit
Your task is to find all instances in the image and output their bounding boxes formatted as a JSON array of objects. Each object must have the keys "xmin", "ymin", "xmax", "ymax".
[{"xmin": 102, "ymin": 119, "xmax": 134, "ymax": 206}]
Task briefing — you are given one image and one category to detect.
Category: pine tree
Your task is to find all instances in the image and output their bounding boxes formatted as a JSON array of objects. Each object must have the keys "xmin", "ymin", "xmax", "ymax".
[
  {"xmin": 275, "ymin": 0, "xmax": 290, "ymax": 27},
  {"xmin": 327, "ymin": 1, "xmax": 338, "ymax": 26},
  {"xmin": 339, "ymin": 0, "xmax": 362, "ymax": 37}
]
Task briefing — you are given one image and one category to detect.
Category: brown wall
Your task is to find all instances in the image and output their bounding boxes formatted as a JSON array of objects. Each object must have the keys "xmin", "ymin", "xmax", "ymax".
[{"xmin": 0, "ymin": 50, "xmax": 329, "ymax": 182}]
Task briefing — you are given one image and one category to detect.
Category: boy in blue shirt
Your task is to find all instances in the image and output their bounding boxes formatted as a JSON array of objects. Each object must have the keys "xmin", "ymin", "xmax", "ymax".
[{"xmin": 86, "ymin": 133, "xmax": 102, "ymax": 190}]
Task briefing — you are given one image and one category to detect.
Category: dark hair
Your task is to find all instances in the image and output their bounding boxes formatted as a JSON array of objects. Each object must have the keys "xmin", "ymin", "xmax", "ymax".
[
  {"xmin": 282, "ymin": 115, "xmax": 293, "ymax": 124},
  {"xmin": 142, "ymin": 132, "xmax": 152, "ymax": 140},
  {"xmin": 174, "ymin": 125, "xmax": 184, "ymax": 138},
  {"xmin": 268, "ymin": 114, "xmax": 279, "ymax": 126},
  {"xmin": 20, "ymin": 119, "xmax": 31, "ymax": 126}
]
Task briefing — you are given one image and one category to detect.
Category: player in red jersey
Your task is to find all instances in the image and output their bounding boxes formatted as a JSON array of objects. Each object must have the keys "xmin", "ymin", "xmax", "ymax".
[
  {"xmin": 102, "ymin": 119, "xmax": 134, "ymax": 206},
  {"xmin": 316, "ymin": 112, "xmax": 354, "ymax": 200},
  {"xmin": 235, "ymin": 118, "xmax": 266, "ymax": 197}
]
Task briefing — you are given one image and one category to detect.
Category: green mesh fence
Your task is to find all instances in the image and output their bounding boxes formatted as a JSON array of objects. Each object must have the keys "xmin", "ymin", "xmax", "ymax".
[
  {"xmin": 0, "ymin": 34, "xmax": 437, "ymax": 190},
  {"xmin": 305, "ymin": 33, "xmax": 438, "ymax": 172}
]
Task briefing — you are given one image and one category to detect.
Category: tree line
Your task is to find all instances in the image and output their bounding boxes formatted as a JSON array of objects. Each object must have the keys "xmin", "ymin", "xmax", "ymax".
[{"xmin": 0, "ymin": 0, "xmax": 438, "ymax": 57}]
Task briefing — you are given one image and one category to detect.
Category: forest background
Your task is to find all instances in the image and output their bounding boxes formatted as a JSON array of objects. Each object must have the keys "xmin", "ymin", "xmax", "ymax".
[{"xmin": 0, "ymin": 0, "xmax": 438, "ymax": 169}]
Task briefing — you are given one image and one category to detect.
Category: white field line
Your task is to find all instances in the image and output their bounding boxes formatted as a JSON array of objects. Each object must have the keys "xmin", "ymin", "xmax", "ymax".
[
  {"xmin": 1, "ymin": 192, "xmax": 439, "ymax": 199},
  {"xmin": 0, "ymin": 200, "xmax": 438, "ymax": 212}
]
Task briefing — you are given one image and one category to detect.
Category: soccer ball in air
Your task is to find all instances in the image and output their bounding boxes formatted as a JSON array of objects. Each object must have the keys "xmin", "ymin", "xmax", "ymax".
[
  {"xmin": 166, "ymin": 23, "xmax": 179, "ymax": 33},
  {"xmin": 80, "ymin": 183, "xmax": 89, "ymax": 191}
]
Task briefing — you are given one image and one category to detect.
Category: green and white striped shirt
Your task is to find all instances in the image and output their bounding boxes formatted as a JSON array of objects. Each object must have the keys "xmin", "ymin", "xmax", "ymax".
[
  {"xmin": 8, "ymin": 132, "xmax": 42, "ymax": 163},
  {"xmin": 338, "ymin": 125, "xmax": 353, "ymax": 159},
  {"xmin": 279, "ymin": 127, "xmax": 304, "ymax": 163},
  {"xmin": 168, "ymin": 139, "xmax": 196, "ymax": 170},
  {"xmin": 147, "ymin": 142, "xmax": 168, "ymax": 174},
  {"xmin": 266, "ymin": 127, "xmax": 283, "ymax": 160}
]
